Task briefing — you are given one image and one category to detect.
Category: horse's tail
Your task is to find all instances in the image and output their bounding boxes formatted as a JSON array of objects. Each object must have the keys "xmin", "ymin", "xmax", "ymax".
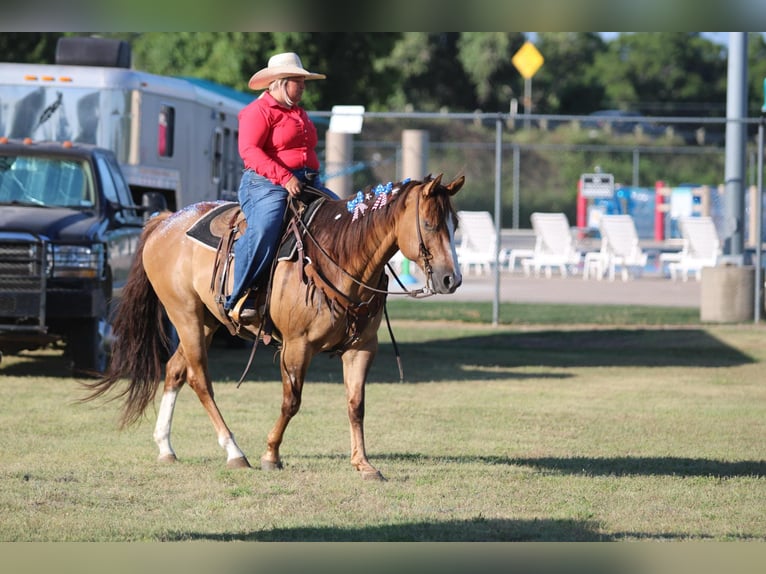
[{"xmin": 81, "ymin": 212, "xmax": 173, "ymax": 428}]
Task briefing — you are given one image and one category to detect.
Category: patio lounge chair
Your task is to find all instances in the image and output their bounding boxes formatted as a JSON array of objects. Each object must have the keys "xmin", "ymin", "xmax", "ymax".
[
  {"xmin": 456, "ymin": 210, "xmax": 511, "ymax": 275},
  {"xmin": 596, "ymin": 214, "xmax": 648, "ymax": 281},
  {"xmin": 668, "ymin": 216, "xmax": 721, "ymax": 281},
  {"xmin": 522, "ymin": 212, "xmax": 582, "ymax": 277}
]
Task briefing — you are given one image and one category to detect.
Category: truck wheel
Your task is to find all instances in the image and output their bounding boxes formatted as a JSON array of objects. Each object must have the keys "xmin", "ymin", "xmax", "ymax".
[{"xmin": 68, "ymin": 317, "xmax": 110, "ymax": 377}]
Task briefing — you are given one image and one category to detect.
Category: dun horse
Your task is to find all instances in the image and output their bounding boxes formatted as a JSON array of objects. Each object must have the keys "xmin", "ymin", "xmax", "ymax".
[{"xmin": 84, "ymin": 174, "xmax": 465, "ymax": 480}]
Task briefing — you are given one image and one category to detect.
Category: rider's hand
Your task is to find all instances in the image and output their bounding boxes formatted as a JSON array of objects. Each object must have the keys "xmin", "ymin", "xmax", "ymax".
[{"xmin": 284, "ymin": 175, "xmax": 303, "ymax": 197}]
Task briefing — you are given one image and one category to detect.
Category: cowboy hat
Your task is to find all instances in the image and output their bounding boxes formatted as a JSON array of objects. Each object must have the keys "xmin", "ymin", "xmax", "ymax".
[{"xmin": 248, "ymin": 52, "xmax": 326, "ymax": 91}]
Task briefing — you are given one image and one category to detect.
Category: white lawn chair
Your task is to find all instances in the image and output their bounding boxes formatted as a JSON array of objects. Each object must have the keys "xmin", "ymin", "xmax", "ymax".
[
  {"xmin": 456, "ymin": 210, "xmax": 511, "ymax": 275},
  {"xmin": 668, "ymin": 216, "xmax": 721, "ymax": 281},
  {"xmin": 597, "ymin": 214, "xmax": 648, "ymax": 281},
  {"xmin": 522, "ymin": 212, "xmax": 582, "ymax": 277}
]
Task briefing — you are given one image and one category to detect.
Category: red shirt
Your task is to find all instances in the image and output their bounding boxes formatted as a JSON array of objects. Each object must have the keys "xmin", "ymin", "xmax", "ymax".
[{"xmin": 238, "ymin": 91, "xmax": 320, "ymax": 186}]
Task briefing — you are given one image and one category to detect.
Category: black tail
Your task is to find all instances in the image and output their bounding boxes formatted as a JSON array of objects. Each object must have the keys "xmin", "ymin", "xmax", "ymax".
[{"xmin": 81, "ymin": 213, "xmax": 172, "ymax": 427}]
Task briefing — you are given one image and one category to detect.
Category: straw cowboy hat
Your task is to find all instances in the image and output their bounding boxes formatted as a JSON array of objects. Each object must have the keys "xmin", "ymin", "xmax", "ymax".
[{"xmin": 248, "ymin": 52, "xmax": 326, "ymax": 90}]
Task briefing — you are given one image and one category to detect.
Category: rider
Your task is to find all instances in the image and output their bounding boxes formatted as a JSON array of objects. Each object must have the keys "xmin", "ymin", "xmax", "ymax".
[{"xmin": 225, "ymin": 52, "xmax": 339, "ymax": 323}]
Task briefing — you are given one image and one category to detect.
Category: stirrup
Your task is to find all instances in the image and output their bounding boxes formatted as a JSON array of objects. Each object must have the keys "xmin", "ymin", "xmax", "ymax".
[{"xmin": 229, "ymin": 289, "xmax": 256, "ymax": 324}]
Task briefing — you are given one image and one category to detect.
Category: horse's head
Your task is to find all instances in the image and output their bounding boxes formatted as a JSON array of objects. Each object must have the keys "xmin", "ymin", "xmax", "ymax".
[{"xmin": 397, "ymin": 173, "xmax": 465, "ymax": 294}]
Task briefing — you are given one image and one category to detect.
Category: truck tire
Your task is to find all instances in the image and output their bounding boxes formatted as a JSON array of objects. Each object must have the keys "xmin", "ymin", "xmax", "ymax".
[{"xmin": 68, "ymin": 317, "xmax": 110, "ymax": 377}]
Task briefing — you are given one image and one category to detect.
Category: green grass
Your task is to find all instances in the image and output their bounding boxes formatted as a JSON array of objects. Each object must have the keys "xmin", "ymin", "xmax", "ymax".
[
  {"xmin": 384, "ymin": 299, "xmax": 700, "ymax": 325},
  {"xmin": 0, "ymin": 305, "xmax": 763, "ymax": 542}
]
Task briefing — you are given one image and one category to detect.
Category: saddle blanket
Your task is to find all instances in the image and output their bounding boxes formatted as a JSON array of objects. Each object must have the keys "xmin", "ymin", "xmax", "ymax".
[{"xmin": 185, "ymin": 201, "xmax": 239, "ymax": 250}]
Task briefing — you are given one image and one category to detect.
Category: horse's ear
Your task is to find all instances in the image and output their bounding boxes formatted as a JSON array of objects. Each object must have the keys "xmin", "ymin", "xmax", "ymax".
[
  {"xmin": 446, "ymin": 175, "xmax": 465, "ymax": 196},
  {"xmin": 423, "ymin": 173, "xmax": 443, "ymax": 196}
]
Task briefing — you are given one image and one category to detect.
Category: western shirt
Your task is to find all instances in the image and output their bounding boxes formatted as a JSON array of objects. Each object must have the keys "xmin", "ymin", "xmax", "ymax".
[{"xmin": 238, "ymin": 91, "xmax": 320, "ymax": 187}]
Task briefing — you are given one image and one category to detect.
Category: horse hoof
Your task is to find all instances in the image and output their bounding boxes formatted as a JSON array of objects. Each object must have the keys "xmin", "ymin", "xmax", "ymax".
[
  {"xmin": 158, "ymin": 454, "xmax": 177, "ymax": 464},
  {"xmin": 361, "ymin": 469, "xmax": 386, "ymax": 481},
  {"xmin": 260, "ymin": 458, "xmax": 283, "ymax": 471},
  {"xmin": 226, "ymin": 456, "xmax": 252, "ymax": 469}
]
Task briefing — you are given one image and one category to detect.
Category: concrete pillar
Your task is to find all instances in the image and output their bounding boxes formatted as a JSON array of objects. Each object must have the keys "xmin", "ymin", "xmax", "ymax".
[
  {"xmin": 700, "ymin": 266, "xmax": 755, "ymax": 322},
  {"xmin": 401, "ymin": 129, "xmax": 429, "ymax": 180},
  {"xmin": 324, "ymin": 131, "xmax": 353, "ymax": 198}
]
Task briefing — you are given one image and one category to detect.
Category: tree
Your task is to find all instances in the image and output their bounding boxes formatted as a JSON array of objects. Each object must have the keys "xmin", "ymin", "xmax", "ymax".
[
  {"xmin": 377, "ymin": 33, "xmax": 479, "ymax": 112},
  {"xmin": 0, "ymin": 33, "xmax": 60, "ymax": 64},
  {"xmin": 747, "ymin": 33, "xmax": 766, "ymax": 116},
  {"xmin": 456, "ymin": 32, "xmax": 526, "ymax": 111},
  {"xmin": 129, "ymin": 32, "xmax": 401, "ymax": 111},
  {"xmin": 130, "ymin": 32, "xmax": 261, "ymax": 93},
  {"xmin": 590, "ymin": 32, "xmax": 727, "ymax": 117},
  {"xmin": 532, "ymin": 33, "xmax": 607, "ymax": 114}
]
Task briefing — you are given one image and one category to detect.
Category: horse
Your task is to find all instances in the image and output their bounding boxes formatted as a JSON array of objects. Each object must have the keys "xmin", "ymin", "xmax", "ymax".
[{"xmin": 83, "ymin": 173, "xmax": 465, "ymax": 480}]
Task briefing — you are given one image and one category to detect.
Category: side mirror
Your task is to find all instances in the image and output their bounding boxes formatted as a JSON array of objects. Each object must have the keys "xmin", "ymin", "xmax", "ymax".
[{"xmin": 140, "ymin": 192, "xmax": 168, "ymax": 222}]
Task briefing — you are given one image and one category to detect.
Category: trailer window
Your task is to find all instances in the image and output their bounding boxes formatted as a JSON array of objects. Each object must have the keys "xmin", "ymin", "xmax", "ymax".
[{"xmin": 158, "ymin": 105, "xmax": 175, "ymax": 157}]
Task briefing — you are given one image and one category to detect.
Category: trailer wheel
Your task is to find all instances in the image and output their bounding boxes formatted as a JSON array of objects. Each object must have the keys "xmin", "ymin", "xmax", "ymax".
[{"xmin": 68, "ymin": 317, "xmax": 110, "ymax": 378}]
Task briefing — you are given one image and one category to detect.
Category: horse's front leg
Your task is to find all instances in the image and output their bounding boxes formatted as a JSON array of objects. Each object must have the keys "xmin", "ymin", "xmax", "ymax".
[
  {"xmin": 342, "ymin": 342, "xmax": 385, "ymax": 481},
  {"xmin": 261, "ymin": 341, "xmax": 310, "ymax": 471}
]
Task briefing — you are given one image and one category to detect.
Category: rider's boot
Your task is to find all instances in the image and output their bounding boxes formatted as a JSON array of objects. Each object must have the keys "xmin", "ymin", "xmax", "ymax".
[{"xmin": 229, "ymin": 289, "xmax": 258, "ymax": 324}]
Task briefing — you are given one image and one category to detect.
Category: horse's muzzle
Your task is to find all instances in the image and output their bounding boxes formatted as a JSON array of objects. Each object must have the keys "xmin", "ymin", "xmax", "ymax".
[{"xmin": 433, "ymin": 270, "xmax": 462, "ymax": 294}]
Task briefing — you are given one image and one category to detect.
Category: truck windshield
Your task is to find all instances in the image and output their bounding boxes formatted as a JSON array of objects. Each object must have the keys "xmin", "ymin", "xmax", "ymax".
[{"xmin": 0, "ymin": 155, "xmax": 94, "ymax": 208}]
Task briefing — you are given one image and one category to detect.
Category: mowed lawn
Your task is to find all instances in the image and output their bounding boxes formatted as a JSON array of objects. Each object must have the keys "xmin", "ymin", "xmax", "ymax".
[{"xmin": 0, "ymin": 303, "xmax": 764, "ymax": 542}]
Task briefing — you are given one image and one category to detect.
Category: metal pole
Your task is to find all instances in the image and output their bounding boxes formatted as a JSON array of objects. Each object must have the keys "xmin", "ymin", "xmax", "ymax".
[
  {"xmin": 724, "ymin": 32, "xmax": 748, "ymax": 259},
  {"xmin": 512, "ymin": 144, "xmax": 520, "ymax": 229},
  {"xmin": 755, "ymin": 117, "xmax": 764, "ymax": 322},
  {"xmin": 523, "ymin": 78, "xmax": 531, "ymax": 130},
  {"xmin": 492, "ymin": 115, "xmax": 502, "ymax": 326}
]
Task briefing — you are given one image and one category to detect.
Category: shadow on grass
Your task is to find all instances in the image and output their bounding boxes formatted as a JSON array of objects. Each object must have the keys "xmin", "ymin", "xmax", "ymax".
[
  {"xmin": 371, "ymin": 453, "xmax": 766, "ymax": 478},
  {"xmin": 207, "ymin": 327, "xmax": 755, "ymax": 384},
  {"xmin": 165, "ymin": 516, "xmax": 759, "ymax": 543},
  {"xmin": 507, "ymin": 455, "xmax": 766, "ymax": 478},
  {"xmin": 166, "ymin": 517, "xmax": 610, "ymax": 542},
  {"xmin": 378, "ymin": 327, "xmax": 756, "ymax": 382},
  {"xmin": 2, "ymin": 328, "xmax": 754, "ymax": 384}
]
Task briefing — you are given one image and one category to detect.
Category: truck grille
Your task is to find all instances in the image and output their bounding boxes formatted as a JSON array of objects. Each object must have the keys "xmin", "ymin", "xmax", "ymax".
[{"xmin": 0, "ymin": 234, "xmax": 46, "ymax": 329}]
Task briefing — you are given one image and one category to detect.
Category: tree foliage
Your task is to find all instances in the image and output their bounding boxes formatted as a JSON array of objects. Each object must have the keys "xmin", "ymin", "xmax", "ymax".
[
  {"xmin": 2, "ymin": 32, "xmax": 765, "ymax": 116},
  {"xmin": 591, "ymin": 32, "xmax": 729, "ymax": 116}
]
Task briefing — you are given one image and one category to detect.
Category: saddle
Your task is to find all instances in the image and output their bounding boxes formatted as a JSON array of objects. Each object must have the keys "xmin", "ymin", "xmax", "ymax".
[{"xmin": 185, "ymin": 198, "xmax": 326, "ymax": 337}]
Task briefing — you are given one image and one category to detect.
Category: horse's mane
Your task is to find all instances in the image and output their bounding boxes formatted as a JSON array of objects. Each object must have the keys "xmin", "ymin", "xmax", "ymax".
[{"xmin": 308, "ymin": 178, "xmax": 421, "ymax": 265}]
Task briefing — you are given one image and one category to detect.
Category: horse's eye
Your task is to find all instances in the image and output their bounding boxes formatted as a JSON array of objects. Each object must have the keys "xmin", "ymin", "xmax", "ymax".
[{"xmin": 423, "ymin": 220, "xmax": 435, "ymax": 231}]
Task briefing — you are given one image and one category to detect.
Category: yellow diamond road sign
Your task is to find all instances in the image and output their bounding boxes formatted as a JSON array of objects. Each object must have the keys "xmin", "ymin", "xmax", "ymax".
[{"xmin": 512, "ymin": 41, "xmax": 544, "ymax": 79}]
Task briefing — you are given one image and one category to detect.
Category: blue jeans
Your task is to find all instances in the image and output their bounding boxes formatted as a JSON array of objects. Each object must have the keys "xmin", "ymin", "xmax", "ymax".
[{"xmin": 225, "ymin": 169, "xmax": 338, "ymax": 310}]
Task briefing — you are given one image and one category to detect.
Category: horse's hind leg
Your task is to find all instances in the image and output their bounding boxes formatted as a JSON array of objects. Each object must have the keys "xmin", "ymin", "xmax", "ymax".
[
  {"xmin": 153, "ymin": 349, "xmax": 187, "ymax": 463},
  {"xmin": 162, "ymin": 319, "xmax": 251, "ymax": 469}
]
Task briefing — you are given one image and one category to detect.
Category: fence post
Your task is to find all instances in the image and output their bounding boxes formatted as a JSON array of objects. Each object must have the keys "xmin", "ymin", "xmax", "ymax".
[
  {"xmin": 399, "ymin": 130, "xmax": 430, "ymax": 286},
  {"xmin": 654, "ymin": 180, "xmax": 666, "ymax": 241},
  {"xmin": 576, "ymin": 178, "xmax": 586, "ymax": 229},
  {"xmin": 324, "ymin": 131, "xmax": 353, "ymax": 198}
]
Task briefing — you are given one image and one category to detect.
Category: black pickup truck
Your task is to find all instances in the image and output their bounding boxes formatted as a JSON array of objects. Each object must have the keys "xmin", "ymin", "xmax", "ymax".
[{"xmin": 0, "ymin": 138, "xmax": 163, "ymax": 376}]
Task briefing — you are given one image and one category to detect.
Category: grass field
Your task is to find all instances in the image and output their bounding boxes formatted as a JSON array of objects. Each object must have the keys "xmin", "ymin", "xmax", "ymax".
[{"xmin": 0, "ymin": 302, "xmax": 764, "ymax": 544}]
